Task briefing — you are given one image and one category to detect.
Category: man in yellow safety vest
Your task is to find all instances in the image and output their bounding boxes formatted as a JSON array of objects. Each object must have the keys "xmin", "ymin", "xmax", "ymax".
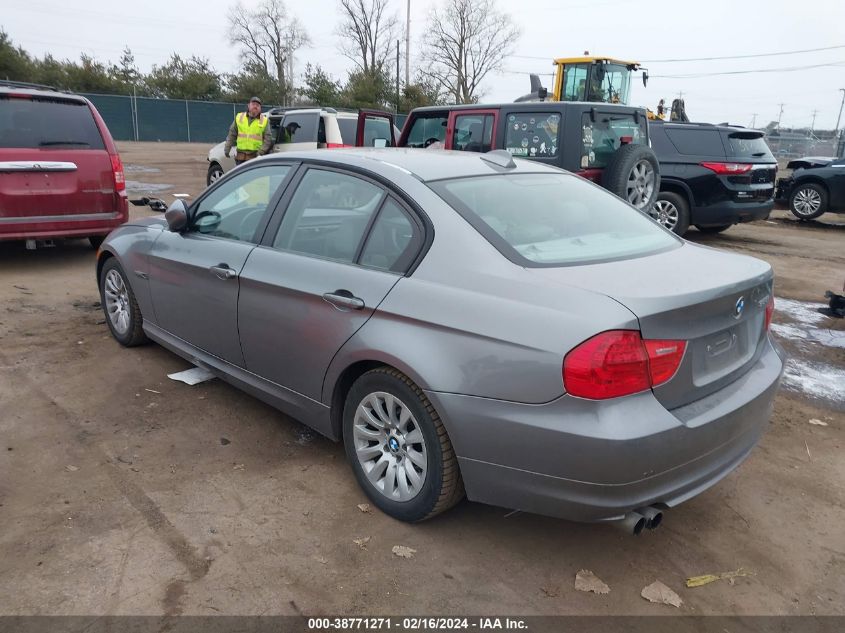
[{"xmin": 223, "ymin": 96, "xmax": 274, "ymax": 165}]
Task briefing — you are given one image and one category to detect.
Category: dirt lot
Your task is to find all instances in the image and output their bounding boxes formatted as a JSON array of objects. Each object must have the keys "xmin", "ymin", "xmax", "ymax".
[{"xmin": 1, "ymin": 142, "xmax": 843, "ymax": 617}]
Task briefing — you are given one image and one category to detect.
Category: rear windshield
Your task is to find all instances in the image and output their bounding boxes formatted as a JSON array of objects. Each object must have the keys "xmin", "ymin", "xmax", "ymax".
[
  {"xmin": 431, "ymin": 173, "xmax": 679, "ymax": 266},
  {"xmin": 721, "ymin": 132, "xmax": 773, "ymax": 159},
  {"xmin": 0, "ymin": 96, "xmax": 105, "ymax": 149},
  {"xmin": 581, "ymin": 112, "xmax": 647, "ymax": 168}
]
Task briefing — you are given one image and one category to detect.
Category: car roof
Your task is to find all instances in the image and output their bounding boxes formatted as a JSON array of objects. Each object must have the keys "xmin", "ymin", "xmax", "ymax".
[
  {"xmin": 409, "ymin": 101, "xmax": 645, "ymax": 114},
  {"xmin": 0, "ymin": 85, "xmax": 87, "ymax": 103},
  {"xmin": 650, "ymin": 120, "xmax": 762, "ymax": 135},
  {"xmin": 255, "ymin": 147, "xmax": 562, "ymax": 182}
]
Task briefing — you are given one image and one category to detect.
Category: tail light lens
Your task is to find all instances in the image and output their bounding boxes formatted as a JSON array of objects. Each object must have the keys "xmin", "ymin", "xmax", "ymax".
[
  {"xmin": 563, "ymin": 330, "xmax": 687, "ymax": 400},
  {"xmin": 110, "ymin": 154, "xmax": 126, "ymax": 192},
  {"xmin": 326, "ymin": 143, "xmax": 353, "ymax": 149},
  {"xmin": 764, "ymin": 294, "xmax": 775, "ymax": 331},
  {"xmin": 700, "ymin": 162, "xmax": 753, "ymax": 175}
]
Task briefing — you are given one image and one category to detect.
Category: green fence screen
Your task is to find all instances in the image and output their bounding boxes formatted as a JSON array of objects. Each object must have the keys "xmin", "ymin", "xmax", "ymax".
[{"xmin": 81, "ymin": 93, "xmax": 409, "ymax": 144}]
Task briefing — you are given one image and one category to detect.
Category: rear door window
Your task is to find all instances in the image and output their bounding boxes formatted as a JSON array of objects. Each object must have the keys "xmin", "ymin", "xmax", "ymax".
[
  {"xmin": 0, "ymin": 96, "xmax": 104, "ymax": 149},
  {"xmin": 337, "ymin": 118, "xmax": 357, "ymax": 145},
  {"xmin": 665, "ymin": 128, "xmax": 725, "ymax": 156},
  {"xmin": 581, "ymin": 112, "xmax": 647, "ymax": 168},
  {"xmin": 403, "ymin": 113, "xmax": 447, "ymax": 148},
  {"xmin": 504, "ymin": 112, "xmax": 560, "ymax": 158},
  {"xmin": 278, "ymin": 113, "xmax": 319, "ymax": 144},
  {"xmin": 452, "ymin": 114, "xmax": 494, "ymax": 152}
]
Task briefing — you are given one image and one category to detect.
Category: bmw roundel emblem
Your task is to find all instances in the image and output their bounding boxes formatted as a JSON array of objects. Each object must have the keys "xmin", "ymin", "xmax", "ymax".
[
  {"xmin": 734, "ymin": 296, "xmax": 745, "ymax": 319},
  {"xmin": 388, "ymin": 437, "xmax": 400, "ymax": 452}
]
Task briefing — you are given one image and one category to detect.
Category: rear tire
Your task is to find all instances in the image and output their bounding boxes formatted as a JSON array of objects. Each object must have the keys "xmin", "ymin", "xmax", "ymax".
[
  {"xmin": 650, "ymin": 191, "xmax": 690, "ymax": 236},
  {"xmin": 343, "ymin": 367, "xmax": 464, "ymax": 522},
  {"xmin": 99, "ymin": 258, "xmax": 148, "ymax": 347},
  {"xmin": 207, "ymin": 162, "xmax": 224, "ymax": 187},
  {"xmin": 789, "ymin": 183, "xmax": 827, "ymax": 220},
  {"xmin": 695, "ymin": 224, "xmax": 732, "ymax": 234},
  {"xmin": 602, "ymin": 144, "xmax": 661, "ymax": 211}
]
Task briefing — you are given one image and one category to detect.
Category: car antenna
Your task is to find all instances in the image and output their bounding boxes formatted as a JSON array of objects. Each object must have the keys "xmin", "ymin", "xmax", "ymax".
[{"xmin": 480, "ymin": 150, "xmax": 516, "ymax": 169}]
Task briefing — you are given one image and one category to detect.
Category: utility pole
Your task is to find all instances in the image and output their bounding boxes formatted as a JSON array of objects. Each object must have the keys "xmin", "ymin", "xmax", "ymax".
[
  {"xmin": 750, "ymin": 113, "xmax": 758, "ymax": 128},
  {"xmin": 405, "ymin": 0, "xmax": 410, "ymax": 88},
  {"xmin": 396, "ymin": 40, "xmax": 401, "ymax": 114},
  {"xmin": 834, "ymin": 88, "xmax": 845, "ymax": 141},
  {"xmin": 777, "ymin": 103, "xmax": 785, "ymax": 132},
  {"xmin": 810, "ymin": 109, "xmax": 818, "ymax": 133}
]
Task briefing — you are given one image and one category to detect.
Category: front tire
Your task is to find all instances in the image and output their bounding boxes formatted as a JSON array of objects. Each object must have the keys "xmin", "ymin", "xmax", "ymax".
[
  {"xmin": 789, "ymin": 183, "xmax": 827, "ymax": 220},
  {"xmin": 207, "ymin": 162, "xmax": 224, "ymax": 187},
  {"xmin": 650, "ymin": 191, "xmax": 690, "ymax": 235},
  {"xmin": 343, "ymin": 368, "xmax": 464, "ymax": 522},
  {"xmin": 99, "ymin": 258, "xmax": 148, "ymax": 347}
]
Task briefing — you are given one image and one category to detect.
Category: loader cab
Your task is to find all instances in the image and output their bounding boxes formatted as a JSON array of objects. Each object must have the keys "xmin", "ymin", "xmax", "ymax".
[{"xmin": 551, "ymin": 57, "xmax": 646, "ymax": 105}]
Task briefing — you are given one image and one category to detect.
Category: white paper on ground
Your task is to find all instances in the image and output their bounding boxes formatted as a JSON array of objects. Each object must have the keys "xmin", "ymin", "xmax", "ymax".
[{"xmin": 167, "ymin": 367, "xmax": 215, "ymax": 386}]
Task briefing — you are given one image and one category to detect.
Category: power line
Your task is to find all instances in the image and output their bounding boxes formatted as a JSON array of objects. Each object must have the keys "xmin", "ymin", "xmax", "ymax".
[
  {"xmin": 641, "ymin": 44, "xmax": 845, "ymax": 63},
  {"xmin": 652, "ymin": 61, "xmax": 845, "ymax": 79},
  {"xmin": 511, "ymin": 44, "xmax": 845, "ymax": 64}
]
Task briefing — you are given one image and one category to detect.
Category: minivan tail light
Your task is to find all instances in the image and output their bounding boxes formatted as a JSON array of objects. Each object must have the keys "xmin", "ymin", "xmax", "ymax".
[
  {"xmin": 326, "ymin": 143, "xmax": 352, "ymax": 149},
  {"xmin": 700, "ymin": 162, "xmax": 753, "ymax": 175},
  {"xmin": 110, "ymin": 154, "xmax": 125, "ymax": 192},
  {"xmin": 563, "ymin": 330, "xmax": 686, "ymax": 400}
]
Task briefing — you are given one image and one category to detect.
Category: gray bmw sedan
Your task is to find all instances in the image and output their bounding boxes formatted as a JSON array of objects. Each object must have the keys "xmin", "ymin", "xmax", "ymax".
[{"xmin": 97, "ymin": 148, "xmax": 784, "ymax": 533}]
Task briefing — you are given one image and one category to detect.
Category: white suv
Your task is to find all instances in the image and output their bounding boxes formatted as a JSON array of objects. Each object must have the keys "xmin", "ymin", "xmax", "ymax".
[{"xmin": 206, "ymin": 107, "xmax": 398, "ymax": 185}]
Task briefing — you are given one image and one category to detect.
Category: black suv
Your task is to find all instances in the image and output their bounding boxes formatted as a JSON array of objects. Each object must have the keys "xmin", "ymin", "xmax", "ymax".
[
  {"xmin": 399, "ymin": 102, "xmax": 661, "ymax": 211},
  {"xmin": 649, "ymin": 121, "xmax": 777, "ymax": 235}
]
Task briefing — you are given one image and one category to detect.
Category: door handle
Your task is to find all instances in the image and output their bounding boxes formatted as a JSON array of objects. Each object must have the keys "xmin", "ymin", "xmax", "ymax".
[
  {"xmin": 322, "ymin": 291, "xmax": 365, "ymax": 311},
  {"xmin": 209, "ymin": 264, "xmax": 237, "ymax": 280}
]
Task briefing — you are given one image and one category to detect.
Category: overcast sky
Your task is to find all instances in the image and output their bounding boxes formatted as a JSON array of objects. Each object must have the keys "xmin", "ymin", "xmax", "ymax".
[{"xmin": 3, "ymin": 0, "xmax": 845, "ymax": 130}]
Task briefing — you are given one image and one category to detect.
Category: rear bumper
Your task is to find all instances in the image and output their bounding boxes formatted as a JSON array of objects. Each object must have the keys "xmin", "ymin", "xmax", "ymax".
[
  {"xmin": 691, "ymin": 199, "xmax": 774, "ymax": 227},
  {"xmin": 427, "ymin": 337, "xmax": 785, "ymax": 522},
  {"xmin": 0, "ymin": 210, "xmax": 126, "ymax": 241}
]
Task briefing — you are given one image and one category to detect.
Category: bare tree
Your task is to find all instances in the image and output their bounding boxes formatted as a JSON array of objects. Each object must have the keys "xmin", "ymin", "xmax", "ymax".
[
  {"xmin": 421, "ymin": 0, "xmax": 519, "ymax": 104},
  {"xmin": 228, "ymin": 0, "xmax": 310, "ymax": 105},
  {"xmin": 336, "ymin": 0, "xmax": 398, "ymax": 75}
]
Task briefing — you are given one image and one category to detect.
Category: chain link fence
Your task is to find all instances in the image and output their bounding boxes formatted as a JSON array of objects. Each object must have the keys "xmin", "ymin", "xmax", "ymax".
[
  {"xmin": 82, "ymin": 93, "xmax": 410, "ymax": 145},
  {"xmin": 82, "ymin": 93, "xmax": 251, "ymax": 144}
]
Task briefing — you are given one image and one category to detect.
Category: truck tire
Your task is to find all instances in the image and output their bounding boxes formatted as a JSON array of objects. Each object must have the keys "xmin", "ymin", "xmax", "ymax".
[{"xmin": 602, "ymin": 144, "xmax": 661, "ymax": 211}]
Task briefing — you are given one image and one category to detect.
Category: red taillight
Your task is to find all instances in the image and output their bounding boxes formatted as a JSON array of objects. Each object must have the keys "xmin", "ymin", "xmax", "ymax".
[
  {"xmin": 110, "ymin": 154, "xmax": 125, "ymax": 192},
  {"xmin": 326, "ymin": 143, "xmax": 352, "ymax": 149},
  {"xmin": 643, "ymin": 339, "xmax": 687, "ymax": 385},
  {"xmin": 700, "ymin": 162, "xmax": 753, "ymax": 175},
  {"xmin": 764, "ymin": 294, "xmax": 775, "ymax": 331},
  {"xmin": 563, "ymin": 330, "xmax": 687, "ymax": 400}
]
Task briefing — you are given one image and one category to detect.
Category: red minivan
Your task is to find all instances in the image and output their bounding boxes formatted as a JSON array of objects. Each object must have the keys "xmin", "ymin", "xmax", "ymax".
[{"xmin": 0, "ymin": 82, "xmax": 127, "ymax": 248}]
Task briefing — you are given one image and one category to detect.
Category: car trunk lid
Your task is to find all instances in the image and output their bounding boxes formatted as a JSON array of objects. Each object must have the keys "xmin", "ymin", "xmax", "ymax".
[{"xmin": 530, "ymin": 242, "xmax": 773, "ymax": 409}]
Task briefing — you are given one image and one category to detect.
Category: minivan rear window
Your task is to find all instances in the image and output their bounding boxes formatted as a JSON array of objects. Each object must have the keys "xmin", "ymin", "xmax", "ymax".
[
  {"xmin": 431, "ymin": 173, "xmax": 679, "ymax": 266},
  {"xmin": 0, "ymin": 96, "xmax": 105, "ymax": 149},
  {"xmin": 722, "ymin": 132, "xmax": 772, "ymax": 159}
]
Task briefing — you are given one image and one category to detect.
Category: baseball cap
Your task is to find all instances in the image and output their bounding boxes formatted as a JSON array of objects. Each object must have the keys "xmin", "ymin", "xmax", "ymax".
[{"xmin": 249, "ymin": 96, "xmax": 262, "ymax": 105}]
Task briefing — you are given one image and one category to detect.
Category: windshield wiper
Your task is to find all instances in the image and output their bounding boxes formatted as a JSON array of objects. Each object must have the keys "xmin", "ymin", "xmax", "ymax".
[
  {"xmin": 751, "ymin": 152, "xmax": 767, "ymax": 157},
  {"xmin": 39, "ymin": 140, "xmax": 91, "ymax": 146}
]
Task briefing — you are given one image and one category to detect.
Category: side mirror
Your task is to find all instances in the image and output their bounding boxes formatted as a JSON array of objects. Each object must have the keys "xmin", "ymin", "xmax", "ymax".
[
  {"xmin": 643, "ymin": 70, "xmax": 649, "ymax": 87},
  {"xmin": 373, "ymin": 138, "xmax": 388, "ymax": 148},
  {"xmin": 164, "ymin": 199, "xmax": 188, "ymax": 232}
]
